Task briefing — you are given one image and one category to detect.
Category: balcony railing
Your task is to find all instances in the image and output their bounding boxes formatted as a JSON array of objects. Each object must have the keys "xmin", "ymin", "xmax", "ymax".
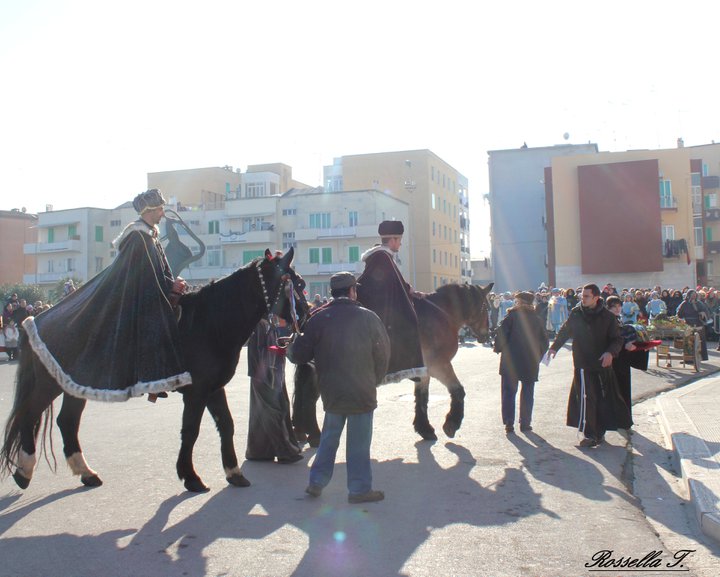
[
  {"xmin": 24, "ymin": 239, "xmax": 82, "ymax": 254},
  {"xmin": 218, "ymin": 229, "xmax": 274, "ymax": 244},
  {"xmin": 705, "ymin": 209, "xmax": 720, "ymax": 221},
  {"xmin": 660, "ymin": 196, "xmax": 678, "ymax": 209},
  {"xmin": 705, "ymin": 240, "xmax": 720, "ymax": 254},
  {"xmin": 703, "ymin": 175, "xmax": 720, "ymax": 190}
]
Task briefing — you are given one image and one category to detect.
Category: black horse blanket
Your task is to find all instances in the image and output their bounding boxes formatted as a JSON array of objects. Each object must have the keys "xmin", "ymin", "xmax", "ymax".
[
  {"xmin": 23, "ymin": 221, "xmax": 191, "ymax": 402},
  {"xmin": 357, "ymin": 245, "xmax": 427, "ymax": 383}
]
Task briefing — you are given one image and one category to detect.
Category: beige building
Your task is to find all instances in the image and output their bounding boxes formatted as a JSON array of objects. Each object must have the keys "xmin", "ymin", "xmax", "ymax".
[
  {"xmin": 548, "ymin": 142, "xmax": 720, "ymax": 290},
  {"xmin": 326, "ymin": 150, "xmax": 471, "ymax": 291},
  {"xmin": 0, "ymin": 209, "xmax": 37, "ymax": 285}
]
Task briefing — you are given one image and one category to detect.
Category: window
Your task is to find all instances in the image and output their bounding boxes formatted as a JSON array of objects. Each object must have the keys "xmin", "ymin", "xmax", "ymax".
[
  {"xmin": 310, "ymin": 213, "xmax": 331, "ymax": 228},
  {"xmin": 67, "ymin": 258, "xmax": 75, "ymax": 272},
  {"xmin": 110, "ymin": 219, "xmax": 121, "ymax": 227},
  {"xmin": 432, "ymin": 221, "xmax": 436, "ymax": 236},
  {"xmin": 68, "ymin": 224, "xmax": 77, "ymax": 238},
  {"xmin": 349, "ymin": 246, "xmax": 359, "ymax": 262},
  {"xmin": 309, "ymin": 248, "xmax": 320, "ymax": 264},
  {"xmin": 431, "ymin": 194, "xmax": 436, "ymax": 210},
  {"xmin": 246, "ymin": 182, "xmax": 266, "ymax": 198},
  {"xmin": 348, "ymin": 211, "xmax": 358, "ymax": 226},
  {"xmin": 47, "ymin": 260, "xmax": 54, "ymax": 273},
  {"xmin": 282, "ymin": 230, "xmax": 296, "ymax": 250},
  {"xmin": 659, "ymin": 179, "xmax": 673, "ymax": 208},
  {"xmin": 48, "ymin": 227, "xmax": 55, "ymax": 243},
  {"xmin": 431, "ymin": 166, "xmax": 435, "ymax": 181},
  {"xmin": 282, "ymin": 208, "xmax": 297, "ymax": 216},
  {"xmin": 433, "ymin": 249, "xmax": 436, "ymax": 263},
  {"xmin": 705, "ymin": 227, "xmax": 712, "ymax": 243},
  {"xmin": 270, "ymin": 183, "xmax": 277, "ymax": 195},
  {"xmin": 706, "ymin": 193, "xmax": 718, "ymax": 209},
  {"xmin": 661, "ymin": 225, "xmax": 675, "ymax": 250},
  {"xmin": 95, "ymin": 257, "xmax": 103, "ymax": 273},
  {"xmin": 322, "ymin": 247, "xmax": 332, "ymax": 264},
  {"xmin": 433, "ymin": 276, "xmax": 437, "ymax": 289},
  {"xmin": 283, "ymin": 232, "xmax": 295, "ymax": 240},
  {"xmin": 242, "ymin": 249, "xmax": 263, "ymax": 265},
  {"xmin": 282, "ymin": 241, "xmax": 297, "ymax": 250},
  {"xmin": 95, "ymin": 226, "xmax": 103, "ymax": 242},
  {"xmin": 208, "ymin": 247, "xmax": 222, "ymax": 267},
  {"xmin": 208, "ymin": 220, "xmax": 220, "ymax": 234}
]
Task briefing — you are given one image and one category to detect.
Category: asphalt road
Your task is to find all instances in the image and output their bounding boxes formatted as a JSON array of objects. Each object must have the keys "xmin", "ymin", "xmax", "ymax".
[{"xmin": 0, "ymin": 343, "xmax": 719, "ymax": 577}]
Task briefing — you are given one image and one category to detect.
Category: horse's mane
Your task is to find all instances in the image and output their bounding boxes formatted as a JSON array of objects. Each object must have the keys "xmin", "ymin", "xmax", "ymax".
[
  {"xmin": 427, "ymin": 283, "xmax": 483, "ymax": 320},
  {"xmin": 180, "ymin": 258, "xmax": 262, "ymax": 306}
]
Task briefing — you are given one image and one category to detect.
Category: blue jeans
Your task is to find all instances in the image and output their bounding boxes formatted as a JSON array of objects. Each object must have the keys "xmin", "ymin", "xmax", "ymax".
[
  {"xmin": 501, "ymin": 374, "xmax": 535, "ymax": 428},
  {"xmin": 309, "ymin": 410, "xmax": 374, "ymax": 495}
]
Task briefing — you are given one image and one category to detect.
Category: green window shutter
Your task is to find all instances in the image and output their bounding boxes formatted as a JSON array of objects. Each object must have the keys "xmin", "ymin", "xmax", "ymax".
[
  {"xmin": 706, "ymin": 227, "xmax": 713, "ymax": 242},
  {"xmin": 48, "ymin": 227, "xmax": 55, "ymax": 243},
  {"xmin": 322, "ymin": 248, "xmax": 332, "ymax": 264},
  {"xmin": 349, "ymin": 246, "xmax": 359, "ymax": 262},
  {"xmin": 95, "ymin": 226, "xmax": 103, "ymax": 242},
  {"xmin": 68, "ymin": 224, "xmax": 77, "ymax": 238},
  {"xmin": 309, "ymin": 248, "xmax": 320, "ymax": 264},
  {"xmin": 242, "ymin": 250, "xmax": 264, "ymax": 264}
]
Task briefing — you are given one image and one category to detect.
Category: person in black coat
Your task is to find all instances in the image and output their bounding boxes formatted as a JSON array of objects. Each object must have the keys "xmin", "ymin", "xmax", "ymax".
[
  {"xmin": 493, "ymin": 291, "xmax": 548, "ymax": 434},
  {"xmin": 547, "ymin": 284, "xmax": 630, "ymax": 448}
]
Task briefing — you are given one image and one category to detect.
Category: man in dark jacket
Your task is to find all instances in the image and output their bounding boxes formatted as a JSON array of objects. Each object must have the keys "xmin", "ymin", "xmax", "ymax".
[
  {"xmin": 547, "ymin": 283, "xmax": 630, "ymax": 447},
  {"xmin": 288, "ymin": 271, "xmax": 390, "ymax": 503},
  {"xmin": 493, "ymin": 291, "xmax": 548, "ymax": 434}
]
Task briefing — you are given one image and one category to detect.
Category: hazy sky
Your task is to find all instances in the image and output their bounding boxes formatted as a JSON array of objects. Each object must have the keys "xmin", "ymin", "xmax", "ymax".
[{"xmin": 2, "ymin": 0, "xmax": 719, "ymax": 256}]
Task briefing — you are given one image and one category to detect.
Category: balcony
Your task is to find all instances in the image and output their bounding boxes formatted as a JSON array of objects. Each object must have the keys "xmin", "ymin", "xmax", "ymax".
[
  {"xmin": 295, "ymin": 224, "xmax": 377, "ymax": 241},
  {"xmin": 224, "ymin": 196, "xmax": 277, "ymax": 217},
  {"xmin": 705, "ymin": 208, "xmax": 720, "ymax": 221},
  {"xmin": 703, "ymin": 175, "xmax": 720, "ymax": 190},
  {"xmin": 293, "ymin": 262, "xmax": 362, "ymax": 277},
  {"xmin": 24, "ymin": 239, "xmax": 82, "ymax": 254},
  {"xmin": 23, "ymin": 272, "xmax": 76, "ymax": 284},
  {"xmin": 659, "ymin": 196, "xmax": 678, "ymax": 210},
  {"xmin": 219, "ymin": 229, "xmax": 274, "ymax": 244},
  {"xmin": 705, "ymin": 241, "xmax": 720, "ymax": 255}
]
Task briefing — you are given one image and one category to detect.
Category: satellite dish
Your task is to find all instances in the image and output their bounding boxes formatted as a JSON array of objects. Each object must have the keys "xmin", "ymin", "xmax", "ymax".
[{"xmin": 563, "ymin": 132, "xmax": 570, "ymax": 141}]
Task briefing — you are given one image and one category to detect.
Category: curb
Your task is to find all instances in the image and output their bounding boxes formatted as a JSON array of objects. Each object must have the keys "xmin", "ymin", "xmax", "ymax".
[{"xmin": 656, "ymin": 380, "xmax": 720, "ymax": 544}]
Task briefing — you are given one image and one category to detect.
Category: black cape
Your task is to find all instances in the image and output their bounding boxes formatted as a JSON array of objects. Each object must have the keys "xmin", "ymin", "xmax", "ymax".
[
  {"xmin": 357, "ymin": 245, "xmax": 427, "ymax": 383},
  {"xmin": 24, "ymin": 221, "xmax": 191, "ymax": 402}
]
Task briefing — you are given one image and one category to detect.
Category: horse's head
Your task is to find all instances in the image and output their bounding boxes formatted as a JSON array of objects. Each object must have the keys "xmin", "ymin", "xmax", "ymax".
[
  {"xmin": 255, "ymin": 247, "xmax": 309, "ymax": 330},
  {"xmin": 465, "ymin": 282, "xmax": 494, "ymax": 341}
]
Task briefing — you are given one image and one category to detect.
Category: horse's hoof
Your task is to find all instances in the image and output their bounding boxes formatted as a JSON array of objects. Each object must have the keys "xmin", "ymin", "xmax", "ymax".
[
  {"xmin": 12, "ymin": 470, "xmax": 30, "ymax": 490},
  {"xmin": 443, "ymin": 421, "xmax": 459, "ymax": 438},
  {"xmin": 81, "ymin": 474, "xmax": 103, "ymax": 487},
  {"xmin": 226, "ymin": 473, "xmax": 251, "ymax": 487},
  {"xmin": 308, "ymin": 435, "xmax": 320, "ymax": 448},
  {"xmin": 184, "ymin": 478, "xmax": 210, "ymax": 493}
]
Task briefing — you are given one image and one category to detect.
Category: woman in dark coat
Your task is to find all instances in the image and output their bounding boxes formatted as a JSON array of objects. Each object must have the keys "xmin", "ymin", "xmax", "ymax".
[{"xmin": 493, "ymin": 291, "xmax": 549, "ymax": 433}]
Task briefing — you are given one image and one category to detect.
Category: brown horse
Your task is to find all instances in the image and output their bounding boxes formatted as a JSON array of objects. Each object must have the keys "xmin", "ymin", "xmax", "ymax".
[
  {"xmin": 292, "ymin": 282, "xmax": 493, "ymax": 443},
  {"xmin": 1, "ymin": 249, "xmax": 309, "ymax": 493}
]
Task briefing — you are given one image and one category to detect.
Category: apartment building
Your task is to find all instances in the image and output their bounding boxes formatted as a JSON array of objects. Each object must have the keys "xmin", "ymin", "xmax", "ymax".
[
  {"xmin": 487, "ymin": 143, "xmax": 599, "ymax": 292},
  {"xmin": 326, "ymin": 150, "xmax": 471, "ymax": 292},
  {"xmin": 547, "ymin": 142, "xmax": 720, "ymax": 290},
  {"xmin": 0, "ymin": 209, "xmax": 37, "ymax": 285}
]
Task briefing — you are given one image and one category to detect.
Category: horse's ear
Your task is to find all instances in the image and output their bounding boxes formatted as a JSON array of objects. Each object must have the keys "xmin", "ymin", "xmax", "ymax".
[
  {"xmin": 264, "ymin": 249, "xmax": 272, "ymax": 260},
  {"xmin": 278, "ymin": 246, "xmax": 294, "ymax": 270},
  {"xmin": 485, "ymin": 282, "xmax": 495, "ymax": 293}
]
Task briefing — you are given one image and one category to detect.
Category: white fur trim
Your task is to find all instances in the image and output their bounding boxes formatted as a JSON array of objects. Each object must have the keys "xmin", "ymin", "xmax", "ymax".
[
  {"xmin": 67, "ymin": 452, "xmax": 97, "ymax": 477},
  {"xmin": 361, "ymin": 244, "xmax": 394, "ymax": 262},
  {"xmin": 112, "ymin": 221, "xmax": 155, "ymax": 249},
  {"xmin": 23, "ymin": 317, "xmax": 192, "ymax": 402},
  {"xmin": 380, "ymin": 366, "xmax": 428, "ymax": 385},
  {"xmin": 18, "ymin": 450, "xmax": 36, "ymax": 480}
]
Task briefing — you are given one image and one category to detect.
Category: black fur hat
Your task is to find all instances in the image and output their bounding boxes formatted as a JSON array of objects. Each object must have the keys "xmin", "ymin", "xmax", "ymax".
[
  {"xmin": 132, "ymin": 189, "xmax": 167, "ymax": 214},
  {"xmin": 378, "ymin": 220, "xmax": 404, "ymax": 236}
]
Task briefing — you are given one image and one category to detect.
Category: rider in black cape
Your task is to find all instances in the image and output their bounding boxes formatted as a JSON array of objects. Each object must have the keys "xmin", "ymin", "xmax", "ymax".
[{"xmin": 23, "ymin": 189, "xmax": 192, "ymax": 402}]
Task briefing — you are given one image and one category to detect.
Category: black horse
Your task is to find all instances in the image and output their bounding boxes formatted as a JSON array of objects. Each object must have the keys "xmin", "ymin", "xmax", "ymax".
[
  {"xmin": 1, "ymin": 248, "xmax": 308, "ymax": 493},
  {"xmin": 292, "ymin": 283, "xmax": 492, "ymax": 444}
]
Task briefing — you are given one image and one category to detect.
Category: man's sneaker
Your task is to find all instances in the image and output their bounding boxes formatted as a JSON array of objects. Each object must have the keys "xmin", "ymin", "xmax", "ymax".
[
  {"xmin": 579, "ymin": 437, "xmax": 598, "ymax": 448},
  {"xmin": 520, "ymin": 425, "xmax": 533, "ymax": 432},
  {"xmin": 305, "ymin": 484, "xmax": 322, "ymax": 498},
  {"xmin": 348, "ymin": 490, "xmax": 384, "ymax": 504}
]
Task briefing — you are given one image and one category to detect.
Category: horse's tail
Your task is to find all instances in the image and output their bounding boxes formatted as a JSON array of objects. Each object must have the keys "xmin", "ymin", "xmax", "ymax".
[
  {"xmin": 1, "ymin": 336, "xmax": 56, "ymax": 479},
  {"xmin": 292, "ymin": 362, "xmax": 320, "ymax": 443}
]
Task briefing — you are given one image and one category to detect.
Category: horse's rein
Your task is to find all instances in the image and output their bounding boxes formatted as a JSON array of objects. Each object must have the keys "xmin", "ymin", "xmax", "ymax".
[{"xmin": 277, "ymin": 276, "xmax": 301, "ymax": 348}]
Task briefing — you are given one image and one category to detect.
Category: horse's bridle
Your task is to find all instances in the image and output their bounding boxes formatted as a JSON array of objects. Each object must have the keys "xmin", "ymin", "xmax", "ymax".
[{"xmin": 255, "ymin": 259, "xmax": 302, "ymax": 346}]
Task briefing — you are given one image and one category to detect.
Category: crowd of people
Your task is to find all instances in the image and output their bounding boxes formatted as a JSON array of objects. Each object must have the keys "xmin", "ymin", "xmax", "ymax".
[
  {"xmin": 489, "ymin": 280, "xmax": 718, "ymax": 449},
  {"xmin": 0, "ymin": 294, "xmax": 53, "ymax": 361}
]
